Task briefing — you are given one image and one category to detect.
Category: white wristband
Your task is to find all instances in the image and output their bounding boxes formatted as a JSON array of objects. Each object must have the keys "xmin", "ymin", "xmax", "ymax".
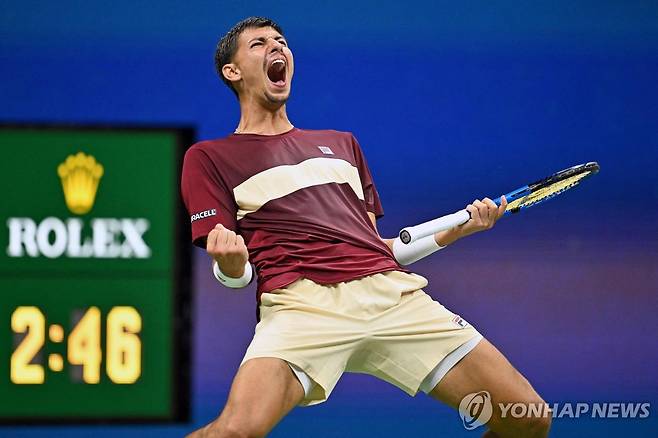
[
  {"xmin": 392, "ymin": 234, "xmax": 445, "ymax": 266},
  {"xmin": 212, "ymin": 261, "xmax": 253, "ymax": 289}
]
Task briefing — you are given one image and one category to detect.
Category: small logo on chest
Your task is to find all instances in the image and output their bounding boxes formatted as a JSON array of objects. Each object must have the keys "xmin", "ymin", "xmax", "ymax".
[{"xmin": 317, "ymin": 145, "xmax": 334, "ymax": 155}]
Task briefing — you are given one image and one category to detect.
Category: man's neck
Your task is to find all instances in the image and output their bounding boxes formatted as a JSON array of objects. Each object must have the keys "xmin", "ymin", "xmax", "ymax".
[{"xmin": 235, "ymin": 97, "xmax": 294, "ymax": 135}]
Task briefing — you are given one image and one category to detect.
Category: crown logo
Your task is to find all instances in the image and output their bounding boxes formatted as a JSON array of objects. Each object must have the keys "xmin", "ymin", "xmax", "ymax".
[{"xmin": 57, "ymin": 152, "xmax": 104, "ymax": 215}]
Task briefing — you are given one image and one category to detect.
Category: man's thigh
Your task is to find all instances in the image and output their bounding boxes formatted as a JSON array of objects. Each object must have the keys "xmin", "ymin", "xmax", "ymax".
[
  {"xmin": 430, "ymin": 338, "xmax": 549, "ymax": 434},
  {"xmin": 193, "ymin": 357, "xmax": 304, "ymax": 437}
]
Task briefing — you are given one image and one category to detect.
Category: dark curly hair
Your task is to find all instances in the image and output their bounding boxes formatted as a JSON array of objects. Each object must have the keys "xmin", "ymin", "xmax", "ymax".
[{"xmin": 214, "ymin": 17, "xmax": 284, "ymax": 98}]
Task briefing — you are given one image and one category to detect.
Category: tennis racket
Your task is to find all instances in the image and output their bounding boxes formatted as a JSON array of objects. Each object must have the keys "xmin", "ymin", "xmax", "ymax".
[{"xmin": 399, "ymin": 161, "xmax": 600, "ymax": 244}]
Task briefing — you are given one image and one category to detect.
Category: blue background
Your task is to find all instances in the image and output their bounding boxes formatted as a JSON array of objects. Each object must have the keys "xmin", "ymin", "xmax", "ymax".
[{"xmin": 2, "ymin": 1, "xmax": 657, "ymax": 436}]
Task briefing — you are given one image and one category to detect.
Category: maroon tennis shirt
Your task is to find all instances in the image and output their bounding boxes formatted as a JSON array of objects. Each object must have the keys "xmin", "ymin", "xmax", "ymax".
[{"xmin": 180, "ymin": 127, "xmax": 402, "ymax": 297}]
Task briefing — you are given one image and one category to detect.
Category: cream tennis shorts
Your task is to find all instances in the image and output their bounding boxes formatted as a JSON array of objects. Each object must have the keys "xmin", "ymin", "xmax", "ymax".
[{"xmin": 241, "ymin": 270, "xmax": 481, "ymax": 406}]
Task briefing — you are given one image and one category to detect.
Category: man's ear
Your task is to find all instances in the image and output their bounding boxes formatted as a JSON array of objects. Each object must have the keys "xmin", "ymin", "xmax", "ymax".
[{"xmin": 222, "ymin": 63, "xmax": 241, "ymax": 85}]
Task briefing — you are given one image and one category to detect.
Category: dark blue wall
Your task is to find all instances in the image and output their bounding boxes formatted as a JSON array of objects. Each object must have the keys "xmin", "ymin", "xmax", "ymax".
[{"xmin": 2, "ymin": 1, "xmax": 657, "ymax": 436}]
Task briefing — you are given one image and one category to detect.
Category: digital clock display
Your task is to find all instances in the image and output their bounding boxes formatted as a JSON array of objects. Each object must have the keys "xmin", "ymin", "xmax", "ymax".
[
  {"xmin": 11, "ymin": 306, "xmax": 142, "ymax": 385},
  {"xmin": 0, "ymin": 125, "xmax": 192, "ymax": 422}
]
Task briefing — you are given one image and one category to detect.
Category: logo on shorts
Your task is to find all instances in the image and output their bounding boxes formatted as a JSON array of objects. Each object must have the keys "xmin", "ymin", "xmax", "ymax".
[
  {"xmin": 452, "ymin": 315, "xmax": 469, "ymax": 328},
  {"xmin": 459, "ymin": 391, "xmax": 493, "ymax": 430},
  {"xmin": 317, "ymin": 145, "xmax": 334, "ymax": 155},
  {"xmin": 190, "ymin": 208, "xmax": 216, "ymax": 223}
]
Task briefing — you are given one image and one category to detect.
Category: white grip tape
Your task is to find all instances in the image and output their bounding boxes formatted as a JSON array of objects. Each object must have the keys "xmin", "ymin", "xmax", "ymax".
[
  {"xmin": 399, "ymin": 209, "xmax": 470, "ymax": 244},
  {"xmin": 392, "ymin": 234, "xmax": 445, "ymax": 265},
  {"xmin": 213, "ymin": 261, "xmax": 253, "ymax": 289}
]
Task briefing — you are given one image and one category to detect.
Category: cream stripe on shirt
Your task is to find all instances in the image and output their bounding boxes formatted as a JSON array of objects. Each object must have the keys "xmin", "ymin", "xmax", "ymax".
[{"xmin": 233, "ymin": 157, "xmax": 364, "ymax": 220}]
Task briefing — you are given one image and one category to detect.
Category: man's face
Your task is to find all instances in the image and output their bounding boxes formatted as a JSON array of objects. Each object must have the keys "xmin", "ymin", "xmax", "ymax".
[{"xmin": 229, "ymin": 26, "xmax": 294, "ymax": 105}]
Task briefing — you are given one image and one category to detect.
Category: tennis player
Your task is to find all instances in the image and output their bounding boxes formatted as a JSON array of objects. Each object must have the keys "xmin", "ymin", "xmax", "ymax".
[{"xmin": 182, "ymin": 17, "xmax": 551, "ymax": 437}]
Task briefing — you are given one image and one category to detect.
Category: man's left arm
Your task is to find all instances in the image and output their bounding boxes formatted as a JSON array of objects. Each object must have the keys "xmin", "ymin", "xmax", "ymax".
[{"xmin": 370, "ymin": 196, "xmax": 507, "ymax": 260}]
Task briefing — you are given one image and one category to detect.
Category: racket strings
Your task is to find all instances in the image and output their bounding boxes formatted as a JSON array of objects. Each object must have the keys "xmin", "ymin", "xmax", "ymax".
[{"xmin": 507, "ymin": 171, "xmax": 593, "ymax": 211}]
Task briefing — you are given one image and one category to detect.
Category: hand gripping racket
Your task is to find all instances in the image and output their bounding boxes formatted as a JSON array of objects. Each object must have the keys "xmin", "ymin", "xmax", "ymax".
[{"xmin": 399, "ymin": 162, "xmax": 600, "ymax": 244}]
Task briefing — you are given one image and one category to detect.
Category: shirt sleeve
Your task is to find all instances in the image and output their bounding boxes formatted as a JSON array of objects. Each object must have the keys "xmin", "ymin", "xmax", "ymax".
[
  {"xmin": 180, "ymin": 146, "xmax": 238, "ymax": 248},
  {"xmin": 351, "ymin": 134, "xmax": 384, "ymax": 218}
]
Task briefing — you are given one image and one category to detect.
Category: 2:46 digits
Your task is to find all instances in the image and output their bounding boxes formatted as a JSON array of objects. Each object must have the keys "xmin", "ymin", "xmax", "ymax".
[{"xmin": 10, "ymin": 306, "xmax": 142, "ymax": 384}]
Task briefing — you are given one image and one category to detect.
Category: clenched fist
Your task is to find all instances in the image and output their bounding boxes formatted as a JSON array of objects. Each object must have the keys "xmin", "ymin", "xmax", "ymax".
[{"xmin": 206, "ymin": 224, "xmax": 249, "ymax": 278}]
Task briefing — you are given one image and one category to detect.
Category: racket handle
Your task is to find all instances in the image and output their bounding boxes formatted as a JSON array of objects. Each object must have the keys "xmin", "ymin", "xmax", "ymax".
[{"xmin": 399, "ymin": 209, "xmax": 471, "ymax": 244}]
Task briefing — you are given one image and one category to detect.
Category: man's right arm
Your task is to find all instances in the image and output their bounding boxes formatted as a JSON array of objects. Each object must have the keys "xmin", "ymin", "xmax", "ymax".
[{"xmin": 206, "ymin": 223, "xmax": 250, "ymax": 278}]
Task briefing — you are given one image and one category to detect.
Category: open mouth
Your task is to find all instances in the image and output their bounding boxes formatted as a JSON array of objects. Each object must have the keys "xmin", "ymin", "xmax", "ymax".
[{"xmin": 266, "ymin": 58, "xmax": 287, "ymax": 87}]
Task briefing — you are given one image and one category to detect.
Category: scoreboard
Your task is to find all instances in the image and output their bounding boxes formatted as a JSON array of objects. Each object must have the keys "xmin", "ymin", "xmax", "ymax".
[{"xmin": 0, "ymin": 125, "xmax": 192, "ymax": 422}]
